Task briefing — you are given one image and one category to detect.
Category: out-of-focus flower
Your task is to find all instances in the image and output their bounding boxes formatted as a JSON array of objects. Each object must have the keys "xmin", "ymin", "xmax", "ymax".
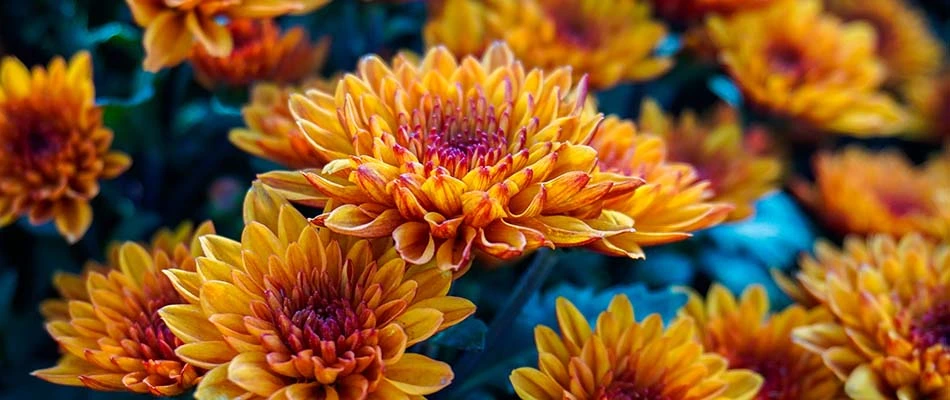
[
  {"xmin": 423, "ymin": 0, "xmax": 673, "ymax": 90},
  {"xmin": 679, "ymin": 284, "xmax": 842, "ymax": 399},
  {"xmin": 260, "ymin": 43, "xmax": 644, "ymax": 272},
  {"xmin": 125, "ymin": 0, "xmax": 329, "ymax": 71},
  {"xmin": 509, "ymin": 295, "xmax": 763, "ymax": 399},
  {"xmin": 793, "ymin": 147, "xmax": 950, "ymax": 240},
  {"xmin": 190, "ymin": 19, "xmax": 330, "ymax": 89},
  {"xmin": 792, "ymin": 234, "xmax": 950, "ymax": 399},
  {"xmin": 637, "ymin": 100, "xmax": 781, "ymax": 221},
  {"xmin": 707, "ymin": 0, "xmax": 907, "ymax": 136},
  {"xmin": 0, "ymin": 52, "xmax": 130, "ymax": 243},
  {"xmin": 651, "ymin": 0, "xmax": 777, "ymax": 23},
  {"xmin": 825, "ymin": 0, "xmax": 944, "ymax": 84},
  {"xmin": 904, "ymin": 74, "xmax": 950, "ymax": 141},
  {"xmin": 32, "ymin": 222, "xmax": 215, "ymax": 395},
  {"xmin": 159, "ymin": 183, "xmax": 475, "ymax": 399}
]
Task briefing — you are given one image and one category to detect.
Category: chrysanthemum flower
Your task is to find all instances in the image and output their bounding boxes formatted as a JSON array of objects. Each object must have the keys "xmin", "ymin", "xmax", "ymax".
[
  {"xmin": 650, "ymin": 0, "xmax": 776, "ymax": 23},
  {"xmin": 707, "ymin": 0, "xmax": 907, "ymax": 136},
  {"xmin": 792, "ymin": 234, "xmax": 950, "ymax": 399},
  {"xmin": 904, "ymin": 74, "xmax": 950, "ymax": 141},
  {"xmin": 679, "ymin": 284, "xmax": 842, "ymax": 399},
  {"xmin": 190, "ymin": 19, "xmax": 330, "ymax": 89},
  {"xmin": 126, "ymin": 0, "xmax": 329, "ymax": 71},
  {"xmin": 637, "ymin": 100, "xmax": 781, "ymax": 221},
  {"xmin": 825, "ymin": 0, "xmax": 944, "ymax": 84},
  {"xmin": 0, "ymin": 52, "xmax": 130, "ymax": 243},
  {"xmin": 793, "ymin": 147, "xmax": 950, "ymax": 240},
  {"xmin": 32, "ymin": 221, "xmax": 215, "ymax": 395},
  {"xmin": 509, "ymin": 295, "xmax": 763, "ymax": 399},
  {"xmin": 159, "ymin": 183, "xmax": 475, "ymax": 399},
  {"xmin": 260, "ymin": 43, "xmax": 644, "ymax": 272},
  {"xmin": 423, "ymin": 0, "xmax": 673, "ymax": 90}
]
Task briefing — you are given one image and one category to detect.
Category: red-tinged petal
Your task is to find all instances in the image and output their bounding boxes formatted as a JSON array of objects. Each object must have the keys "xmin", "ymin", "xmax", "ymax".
[
  {"xmin": 393, "ymin": 222, "xmax": 436, "ymax": 264},
  {"xmin": 423, "ymin": 212, "xmax": 463, "ymax": 239},
  {"xmin": 321, "ymin": 204, "xmax": 403, "ymax": 238},
  {"xmin": 435, "ymin": 227, "xmax": 477, "ymax": 272},
  {"xmin": 259, "ymin": 170, "xmax": 329, "ymax": 208}
]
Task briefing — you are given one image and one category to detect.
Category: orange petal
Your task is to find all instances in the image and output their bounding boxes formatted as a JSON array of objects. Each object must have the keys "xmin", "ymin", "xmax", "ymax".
[
  {"xmin": 142, "ymin": 11, "xmax": 193, "ymax": 71},
  {"xmin": 393, "ymin": 222, "xmax": 436, "ymax": 264},
  {"xmin": 322, "ymin": 204, "xmax": 403, "ymax": 238},
  {"xmin": 53, "ymin": 199, "xmax": 93, "ymax": 244}
]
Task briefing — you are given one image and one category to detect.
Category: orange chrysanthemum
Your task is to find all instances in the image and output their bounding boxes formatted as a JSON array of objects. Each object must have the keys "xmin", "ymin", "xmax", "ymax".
[
  {"xmin": 260, "ymin": 43, "xmax": 645, "ymax": 272},
  {"xmin": 825, "ymin": 0, "xmax": 944, "ymax": 84},
  {"xmin": 793, "ymin": 146, "xmax": 950, "ymax": 240},
  {"xmin": 159, "ymin": 183, "xmax": 475, "ymax": 399},
  {"xmin": 792, "ymin": 234, "xmax": 950, "ymax": 399},
  {"xmin": 424, "ymin": 0, "xmax": 673, "ymax": 90},
  {"xmin": 190, "ymin": 19, "xmax": 330, "ymax": 89},
  {"xmin": 904, "ymin": 74, "xmax": 950, "ymax": 141},
  {"xmin": 0, "ymin": 52, "xmax": 130, "ymax": 243},
  {"xmin": 509, "ymin": 295, "xmax": 763, "ymax": 399},
  {"xmin": 707, "ymin": 0, "xmax": 907, "ymax": 136},
  {"xmin": 637, "ymin": 100, "xmax": 781, "ymax": 221},
  {"xmin": 126, "ymin": 0, "xmax": 329, "ymax": 71},
  {"xmin": 650, "ymin": 0, "xmax": 776, "ymax": 23},
  {"xmin": 679, "ymin": 284, "xmax": 842, "ymax": 399},
  {"xmin": 32, "ymin": 221, "xmax": 215, "ymax": 395}
]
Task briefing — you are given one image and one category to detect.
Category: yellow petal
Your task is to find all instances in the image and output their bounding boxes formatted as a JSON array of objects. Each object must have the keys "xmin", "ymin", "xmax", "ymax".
[
  {"xmin": 383, "ymin": 353, "xmax": 453, "ymax": 395},
  {"xmin": 53, "ymin": 199, "xmax": 93, "ymax": 244}
]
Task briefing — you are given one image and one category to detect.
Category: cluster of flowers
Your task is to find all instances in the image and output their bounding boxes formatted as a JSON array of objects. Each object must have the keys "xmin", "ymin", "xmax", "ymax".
[{"xmin": 0, "ymin": 0, "xmax": 947, "ymax": 398}]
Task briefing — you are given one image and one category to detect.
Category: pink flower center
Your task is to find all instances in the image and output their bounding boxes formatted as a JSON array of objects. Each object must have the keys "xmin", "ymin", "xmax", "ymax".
[
  {"xmin": 912, "ymin": 301, "xmax": 950, "ymax": 349},
  {"xmin": 604, "ymin": 381, "xmax": 670, "ymax": 400}
]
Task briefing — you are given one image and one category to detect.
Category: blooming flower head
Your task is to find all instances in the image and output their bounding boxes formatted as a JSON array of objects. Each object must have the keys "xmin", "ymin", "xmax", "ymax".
[
  {"xmin": 707, "ymin": 0, "xmax": 907, "ymax": 136},
  {"xmin": 423, "ymin": 0, "xmax": 673, "ymax": 90},
  {"xmin": 637, "ymin": 99, "xmax": 781, "ymax": 221},
  {"xmin": 190, "ymin": 19, "xmax": 329, "ymax": 89},
  {"xmin": 792, "ymin": 234, "xmax": 950, "ymax": 399},
  {"xmin": 510, "ymin": 295, "xmax": 763, "ymax": 399},
  {"xmin": 126, "ymin": 0, "xmax": 330, "ymax": 71},
  {"xmin": 679, "ymin": 284, "xmax": 842, "ymax": 399},
  {"xmin": 0, "ymin": 52, "xmax": 130, "ymax": 243},
  {"xmin": 159, "ymin": 183, "xmax": 475, "ymax": 399},
  {"xmin": 260, "ymin": 43, "xmax": 644, "ymax": 272},
  {"xmin": 650, "ymin": 0, "xmax": 777, "ymax": 23},
  {"xmin": 793, "ymin": 146, "xmax": 950, "ymax": 241},
  {"xmin": 32, "ymin": 221, "xmax": 215, "ymax": 395}
]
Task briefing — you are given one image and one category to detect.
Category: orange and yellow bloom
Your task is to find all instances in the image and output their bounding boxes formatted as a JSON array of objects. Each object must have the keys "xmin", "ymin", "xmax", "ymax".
[
  {"xmin": 0, "ymin": 52, "xmax": 130, "ymax": 243},
  {"xmin": 159, "ymin": 183, "xmax": 475, "ymax": 399},
  {"xmin": 32, "ymin": 222, "xmax": 215, "ymax": 395},
  {"xmin": 510, "ymin": 295, "xmax": 763, "ymax": 399}
]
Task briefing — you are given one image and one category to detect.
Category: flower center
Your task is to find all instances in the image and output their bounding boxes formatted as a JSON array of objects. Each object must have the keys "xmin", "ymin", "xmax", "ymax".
[
  {"xmin": 730, "ymin": 354, "xmax": 800, "ymax": 400},
  {"xmin": 767, "ymin": 42, "xmax": 806, "ymax": 80},
  {"xmin": 875, "ymin": 189, "xmax": 929, "ymax": 217},
  {"xmin": 912, "ymin": 301, "xmax": 950, "ymax": 349},
  {"xmin": 542, "ymin": 1, "xmax": 601, "ymax": 48},
  {"xmin": 604, "ymin": 381, "xmax": 670, "ymax": 400},
  {"xmin": 129, "ymin": 273, "xmax": 187, "ymax": 361},
  {"xmin": 292, "ymin": 297, "xmax": 361, "ymax": 345}
]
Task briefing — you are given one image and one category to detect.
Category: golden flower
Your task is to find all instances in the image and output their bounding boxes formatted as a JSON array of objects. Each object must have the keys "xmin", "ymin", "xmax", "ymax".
[
  {"xmin": 792, "ymin": 234, "xmax": 950, "ymax": 399},
  {"xmin": 825, "ymin": 0, "xmax": 944, "ymax": 84},
  {"xmin": 904, "ymin": 74, "xmax": 950, "ymax": 141},
  {"xmin": 793, "ymin": 146, "xmax": 950, "ymax": 241},
  {"xmin": 190, "ymin": 19, "xmax": 330, "ymax": 89},
  {"xmin": 158, "ymin": 183, "xmax": 475, "ymax": 399},
  {"xmin": 650, "ymin": 0, "xmax": 777, "ymax": 23},
  {"xmin": 679, "ymin": 284, "xmax": 842, "ymax": 399},
  {"xmin": 637, "ymin": 99, "xmax": 781, "ymax": 221},
  {"xmin": 32, "ymin": 221, "xmax": 215, "ymax": 395},
  {"xmin": 126, "ymin": 0, "xmax": 329, "ymax": 71},
  {"xmin": 509, "ymin": 295, "xmax": 763, "ymax": 399},
  {"xmin": 0, "ymin": 52, "xmax": 130, "ymax": 243},
  {"xmin": 423, "ymin": 0, "xmax": 673, "ymax": 90},
  {"xmin": 260, "ymin": 43, "xmax": 644, "ymax": 272},
  {"xmin": 707, "ymin": 0, "xmax": 907, "ymax": 136}
]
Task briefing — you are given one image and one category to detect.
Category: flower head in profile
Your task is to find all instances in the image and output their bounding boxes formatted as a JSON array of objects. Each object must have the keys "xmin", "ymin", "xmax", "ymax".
[
  {"xmin": 32, "ymin": 222, "xmax": 215, "ymax": 395},
  {"xmin": 190, "ymin": 19, "xmax": 330, "ymax": 89},
  {"xmin": 679, "ymin": 284, "xmax": 842, "ymax": 399},
  {"xmin": 792, "ymin": 234, "xmax": 950, "ymax": 399},
  {"xmin": 159, "ymin": 183, "xmax": 475, "ymax": 399},
  {"xmin": 126, "ymin": 0, "xmax": 329, "ymax": 71},
  {"xmin": 637, "ymin": 100, "xmax": 781, "ymax": 221},
  {"xmin": 650, "ymin": 0, "xmax": 777, "ymax": 23},
  {"xmin": 260, "ymin": 43, "xmax": 643, "ymax": 272},
  {"xmin": 707, "ymin": 0, "xmax": 907, "ymax": 136},
  {"xmin": 510, "ymin": 295, "xmax": 763, "ymax": 399},
  {"xmin": 0, "ymin": 52, "xmax": 130, "ymax": 243},
  {"xmin": 793, "ymin": 147, "xmax": 950, "ymax": 240}
]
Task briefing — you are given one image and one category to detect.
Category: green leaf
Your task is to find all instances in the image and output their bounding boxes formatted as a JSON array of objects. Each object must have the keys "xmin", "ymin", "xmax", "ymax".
[{"xmin": 430, "ymin": 318, "xmax": 487, "ymax": 351}]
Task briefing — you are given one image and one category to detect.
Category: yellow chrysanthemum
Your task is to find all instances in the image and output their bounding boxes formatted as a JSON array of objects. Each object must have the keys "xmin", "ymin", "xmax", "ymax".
[
  {"xmin": 637, "ymin": 100, "xmax": 781, "ymax": 221},
  {"xmin": 158, "ymin": 183, "xmax": 475, "ymax": 399},
  {"xmin": 793, "ymin": 146, "xmax": 950, "ymax": 241},
  {"xmin": 190, "ymin": 19, "xmax": 330, "ymax": 89},
  {"xmin": 679, "ymin": 284, "xmax": 842, "ymax": 399},
  {"xmin": 125, "ymin": 0, "xmax": 329, "ymax": 71},
  {"xmin": 707, "ymin": 0, "xmax": 907, "ymax": 136},
  {"xmin": 423, "ymin": 0, "xmax": 673, "ymax": 90},
  {"xmin": 650, "ymin": 0, "xmax": 777, "ymax": 22},
  {"xmin": 510, "ymin": 295, "xmax": 763, "ymax": 399},
  {"xmin": 904, "ymin": 74, "xmax": 950, "ymax": 141},
  {"xmin": 0, "ymin": 52, "xmax": 130, "ymax": 243},
  {"xmin": 32, "ymin": 221, "xmax": 215, "ymax": 395},
  {"xmin": 792, "ymin": 234, "xmax": 950, "ymax": 399},
  {"xmin": 259, "ymin": 43, "xmax": 645, "ymax": 272},
  {"xmin": 825, "ymin": 0, "xmax": 944, "ymax": 84}
]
